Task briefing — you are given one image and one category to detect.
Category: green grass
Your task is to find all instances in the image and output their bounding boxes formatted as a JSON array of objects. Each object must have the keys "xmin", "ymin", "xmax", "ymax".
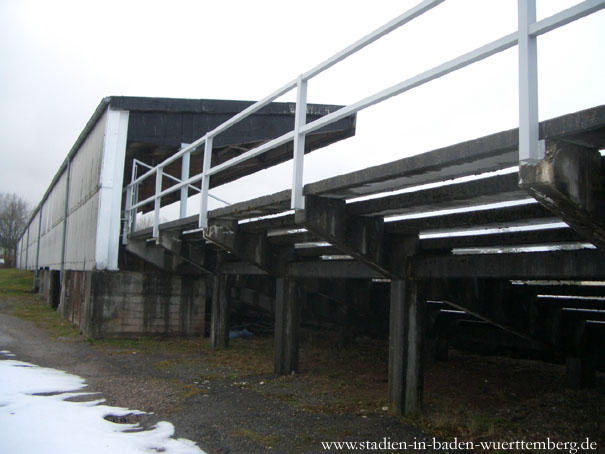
[
  {"xmin": 0, "ymin": 268, "xmax": 34, "ymax": 294},
  {"xmin": 0, "ymin": 268, "xmax": 81, "ymax": 339},
  {"xmin": 10, "ymin": 298, "xmax": 81, "ymax": 339}
]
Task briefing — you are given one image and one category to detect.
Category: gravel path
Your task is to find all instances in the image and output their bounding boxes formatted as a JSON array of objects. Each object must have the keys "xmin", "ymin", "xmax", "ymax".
[{"xmin": 0, "ymin": 308, "xmax": 430, "ymax": 454}]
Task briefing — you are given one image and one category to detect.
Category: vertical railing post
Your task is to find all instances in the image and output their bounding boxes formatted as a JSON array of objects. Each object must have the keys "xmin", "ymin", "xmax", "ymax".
[
  {"xmin": 180, "ymin": 144, "xmax": 191, "ymax": 219},
  {"xmin": 123, "ymin": 184, "xmax": 132, "ymax": 245},
  {"xmin": 199, "ymin": 136, "xmax": 213, "ymax": 229},
  {"xmin": 131, "ymin": 183, "xmax": 138, "ymax": 233},
  {"xmin": 291, "ymin": 75, "xmax": 308, "ymax": 210},
  {"xmin": 153, "ymin": 167, "xmax": 162, "ymax": 239},
  {"xmin": 518, "ymin": 0, "xmax": 543, "ymax": 164}
]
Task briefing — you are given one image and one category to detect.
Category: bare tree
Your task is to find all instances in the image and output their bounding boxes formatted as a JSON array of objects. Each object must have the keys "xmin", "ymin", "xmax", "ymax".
[{"xmin": 0, "ymin": 193, "xmax": 30, "ymax": 267}]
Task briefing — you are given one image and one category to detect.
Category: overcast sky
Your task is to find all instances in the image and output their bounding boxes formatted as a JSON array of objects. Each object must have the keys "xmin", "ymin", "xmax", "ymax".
[{"xmin": 0, "ymin": 0, "xmax": 603, "ymax": 214}]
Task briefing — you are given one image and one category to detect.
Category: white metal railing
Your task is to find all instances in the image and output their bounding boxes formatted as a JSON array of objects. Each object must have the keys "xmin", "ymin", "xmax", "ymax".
[{"xmin": 122, "ymin": 0, "xmax": 605, "ymax": 242}]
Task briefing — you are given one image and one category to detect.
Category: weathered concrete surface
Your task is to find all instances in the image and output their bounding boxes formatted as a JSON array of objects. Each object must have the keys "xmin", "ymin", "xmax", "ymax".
[
  {"xmin": 274, "ymin": 278, "xmax": 303, "ymax": 375},
  {"xmin": 385, "ymin": 202, "xmax": 553, "ymax": 234},
  {"xmin": 411, "ymin": 250, "xmax": 605, "ymax": 280},
  {"xmin": 418, "ymin": 228, "xmax": 581, "ymax": 251},
  {"xmin": 519, "ymin": 140, "xmax": 605, "ymax": 251},
  {"xmin": 48, "ymin": 270, "xmax": 61, "ymax": 309},
  {"xmin": 304, "ymin": 104, "xmax": 605, "ymax": 200},
  {"xmin": 296, "ymin": 195, "xmax": 389, "ymax": 276},
  {"xmin": 348, "ymin": 173, "xmax": 527, "ymax": 218},
  {"xmin": 59, "ymin": 270, "xmax": 205, "ymax": 339},
  {"xmin": 389, "ymin": 279, "xmax": 425, "ymax": 416},
  {"xmin": 210, "ymin": 273, "xmax": 231, "ymax": 349},
  {"xmin": 126, "ymin": 239, "xmax": 183, "ymax": 273}
]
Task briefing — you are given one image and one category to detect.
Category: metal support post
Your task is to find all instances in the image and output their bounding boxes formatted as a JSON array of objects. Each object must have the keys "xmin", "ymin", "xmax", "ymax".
[
  {"xmin": 291, "ymin": 75, "xmax": 308, "ymax": 210},
  {"xmin": 35, "ymin": 204, "xmax": 42, "ymax": 272},
  {"xmin": 518, "ymin": 0, "xmax": 543, "ymax": 164},
  {"xmin": 131, "ymin": 184, "xmax": 138, "ymax": 233},
  {"xmin": 130, "ymin": 162, "xmax": 139, "ymax": 234},
  {"xmin": 153, "ymin": 168, "xmax": 162, "ymax": 239},
  {"xmin": 122, "ymin": 185, "xmax": 132, "ymax": 245},
  {"xmin": 180, "ymin": 144, "xmax": 190, "ymax": 219},
  {"xmin": 24, "ymin": 225, "xmax": 30, "ymax": 268},
  {"xmin": 200, "ymin": 137, "xmax": 213, "ymax": 229},
  {"xmin": 60, "ymin": 159, "xmax": 72, "ymax": 273}
]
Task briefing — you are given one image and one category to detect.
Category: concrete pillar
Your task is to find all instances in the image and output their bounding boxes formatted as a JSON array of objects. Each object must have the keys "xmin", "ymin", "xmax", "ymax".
[
  {"xmin": 388, "ymin": 279, "xmax": 425, "ymax": 416},
  {"xmin": 32, "ymin": 272, "xmax": 41, "ymax": 293},
  {"xmin": 566, "ymin": 357, "xmax": 596, "ymax": 389},
  {"xmin": 48, "ymin": 270, "xmax": 61, "ymax": 309},
  {"xmin": 274, "ymin": 277, "xmax": 303, "ymax": 375},
  {"xmin": 210, "ymin": 274, "xmax": 231, "ymax": 349}
]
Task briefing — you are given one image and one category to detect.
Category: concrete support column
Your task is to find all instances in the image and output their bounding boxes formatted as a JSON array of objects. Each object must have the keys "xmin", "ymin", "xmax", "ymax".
[
  {"xmin": 48, "ymin": 270, "xmax": 61, "ymax": 309},
  {"xmin": 274, "ymin": 277, "xmax": 303, "ymax": 375},
  {"xmin": 32, "ymin": 274, "xmax": 41, "ymax": 293},
  {"xmin": 566, "ymin": 357, "xmax": 596, "ymax": 389},
  {"xmin": 210, "ymin": 274, "xmax": 231, "ymax": 349},
  {"xmin": 388, "ymin": 279, "xmax": 425, "ymax": 416}
]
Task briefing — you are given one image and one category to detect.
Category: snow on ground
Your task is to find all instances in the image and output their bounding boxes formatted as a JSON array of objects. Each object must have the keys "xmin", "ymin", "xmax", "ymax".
[{"xmin": 0, "ymin": 351, "xmax": 206, "ymax": 454}]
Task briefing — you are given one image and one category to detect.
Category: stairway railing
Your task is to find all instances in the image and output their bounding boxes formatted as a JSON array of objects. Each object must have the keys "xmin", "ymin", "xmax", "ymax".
[{"xmin": 122, "ymin": 0, "xmax": 605, "ymax": 242}]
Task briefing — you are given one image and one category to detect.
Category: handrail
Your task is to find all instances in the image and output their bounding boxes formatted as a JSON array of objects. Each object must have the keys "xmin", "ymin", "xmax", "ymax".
[{"xmin": 122, "ymin": 0, "xmax": 605, "ymax": 242}]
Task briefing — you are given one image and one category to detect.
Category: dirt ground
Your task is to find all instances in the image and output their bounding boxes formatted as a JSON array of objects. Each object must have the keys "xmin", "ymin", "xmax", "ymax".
[{"xmin": 1, "ymin": 283, "xmax": 604, "ymax": 453}]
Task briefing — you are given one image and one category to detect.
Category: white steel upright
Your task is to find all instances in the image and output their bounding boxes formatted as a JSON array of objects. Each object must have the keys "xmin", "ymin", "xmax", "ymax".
[
  {"xmin": 199, "ymin": 136, "xmax": 213, "ymax": 229},
  {"xmin": 291, "ymin": 75, "xmax": 308, "ymax": 210},
  {"xmin": 180, "ymin": 144, "xmax": 191, "ymax": 219},
  {"xmin": 122, "ymin": 0, "xmax": 605, "ymax": 232},
  {"xmin": 123, "ymin": 185, "xmax": 132, "ymax": 245},
  {"xmin": 518, "ymin": 0, "xmax": 543, "ymax": 164},
  {"xmin": 153, "ymin": 168, "xmax": 162, "ymax": 238}
]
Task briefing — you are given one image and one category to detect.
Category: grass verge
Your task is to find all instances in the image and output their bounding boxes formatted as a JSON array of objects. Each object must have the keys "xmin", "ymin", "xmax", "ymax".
[
  {"xmin": 0, "ymin": 268, "xmax": 34, "ymax": 294},
  {"xmin": 0, "ymin": 268, "xmax": 81, "ymax": 339}
]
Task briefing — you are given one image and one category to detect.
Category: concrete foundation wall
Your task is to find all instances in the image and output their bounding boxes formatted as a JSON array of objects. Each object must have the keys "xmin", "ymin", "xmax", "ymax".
[
  {"xmin": 59, "ymin": 270, "xmax": 205, "ymax": 339},
  {"xmin": 38, "ymin": 270, "xmax": 50, "ymax": 300}
]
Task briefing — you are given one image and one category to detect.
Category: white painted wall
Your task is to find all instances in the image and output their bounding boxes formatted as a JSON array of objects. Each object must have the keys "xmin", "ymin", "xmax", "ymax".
[
  {"xmin": 63, "ymin": 111, "xmax": 106, "ymax": 270},
  {"xmin": 17, "ymin": 106, "xmax": 130, "ymax": 272},
  {"xmin": 38, "ymin": 170, "xmax": 67, "ymax": 269},
  {"xmin": 94, "ymin": 108, "xmax": 129, "ymax": 271}
]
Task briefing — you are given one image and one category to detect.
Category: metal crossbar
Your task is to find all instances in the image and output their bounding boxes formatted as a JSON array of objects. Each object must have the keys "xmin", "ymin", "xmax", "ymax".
[{"xmin": 122, "ymin": 0, "xmax": 605, "ymax": 243}]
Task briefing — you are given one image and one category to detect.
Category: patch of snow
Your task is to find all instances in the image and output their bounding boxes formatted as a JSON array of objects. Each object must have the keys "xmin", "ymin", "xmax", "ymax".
[{"xmin": 0, "ymin": 352, "xmax": 206, "ymax": 454}]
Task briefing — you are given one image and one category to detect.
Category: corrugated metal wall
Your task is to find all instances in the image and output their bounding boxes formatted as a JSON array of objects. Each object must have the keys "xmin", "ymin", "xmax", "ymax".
[
  {"xmin": 38, "ymin": 169, "xmax": 67, "ymax": 268},
  {"xmin": 16, "ymin": 107, "xmax": 127, "ymax": 272},
  {"xmin": 16, "ymin": 210, "xmax": 40, "ymax": 270},
  {"xmin": 63, "ymin": 112, "xmax": 107, "ymax": 270}
]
